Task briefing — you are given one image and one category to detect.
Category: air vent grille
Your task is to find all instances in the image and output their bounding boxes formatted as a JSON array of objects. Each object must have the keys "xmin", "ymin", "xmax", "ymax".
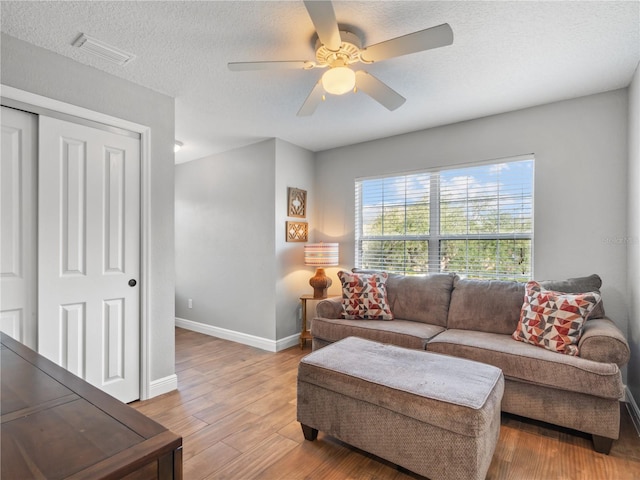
[{"xmin": 72, "ymin": 33, "xmax": 135, "ymax": 66}]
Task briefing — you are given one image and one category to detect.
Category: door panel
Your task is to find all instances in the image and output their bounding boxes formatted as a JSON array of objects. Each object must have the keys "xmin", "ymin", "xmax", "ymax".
[
  {"xmin": 60, "ymin": 302, "xmax": 85, "ymax": 377},
  {"xmin": 38, "ymin": 115, "xmax": 140, "ymax": 403},
  {"xmin": 61, "ymin": 137, "xmax": 87, "ymax": 275},
  {"xmin": 105, "ymin": 147, "xmax": 126, "ymax": 273},
  {"xmin": 0, "ymin": 107, "xmax": 37, "ymax": 348}
]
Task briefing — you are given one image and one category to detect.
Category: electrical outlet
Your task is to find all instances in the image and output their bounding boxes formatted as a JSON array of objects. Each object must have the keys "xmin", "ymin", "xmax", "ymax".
[{"xmin": 188, "ymin": 298, "xmax": 193, "ymax": 309}]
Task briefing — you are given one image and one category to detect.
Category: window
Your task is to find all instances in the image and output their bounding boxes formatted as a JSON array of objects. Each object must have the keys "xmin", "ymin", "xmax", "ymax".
[{"xmin": 355, "ymin": 156, "xmax": 534, "ymax": 281}]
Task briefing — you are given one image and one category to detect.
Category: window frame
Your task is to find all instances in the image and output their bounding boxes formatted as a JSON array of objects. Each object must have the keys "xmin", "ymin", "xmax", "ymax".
[{"xmin": 355, "ymin": 155, "xmax": 534, "ymax": 280}]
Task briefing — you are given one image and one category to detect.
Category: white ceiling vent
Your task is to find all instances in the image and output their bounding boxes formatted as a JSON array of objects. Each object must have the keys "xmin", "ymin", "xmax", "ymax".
[{"xmin": 72, "ymin": 33, "xmax": 135, "ymax": 66}]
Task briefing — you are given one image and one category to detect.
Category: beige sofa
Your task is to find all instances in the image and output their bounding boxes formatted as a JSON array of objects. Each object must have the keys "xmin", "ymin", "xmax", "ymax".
[{"xmin": 312, "ymin": 272, "xmax": 630, "ymax": 454}]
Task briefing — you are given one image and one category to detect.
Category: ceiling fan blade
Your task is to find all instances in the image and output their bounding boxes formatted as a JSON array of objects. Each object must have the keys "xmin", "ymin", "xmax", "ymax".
[
  {"xmin": 360, "ymin": 23, "xmax": 453, "ymax": 63},
  {"xmin": 297, "ymin": 80, "xmax": 325, "ymax": 117},
  {"xmin": 303, "ymin": 0, "xmax": 342, "ymax": 51},
  {"xmin": 228, "ymin": 61, "xmax": 313, "ymax": 71},
  {"xmin": 355, "ymin": 71, "xmax": 406, "ymax": 111}
]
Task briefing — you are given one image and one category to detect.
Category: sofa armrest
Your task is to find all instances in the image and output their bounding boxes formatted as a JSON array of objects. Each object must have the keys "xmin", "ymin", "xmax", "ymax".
[
  {"xmin": 316, "ymin": 297, "xmax": 342, "ymax": 319},
  {"xmin": 579, "ymin": 318, "xmax": 630, "ymax": 366}
]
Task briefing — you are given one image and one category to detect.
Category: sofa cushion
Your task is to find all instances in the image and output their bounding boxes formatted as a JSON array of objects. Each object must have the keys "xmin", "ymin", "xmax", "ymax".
[
  {"xmin": 447, "ymin": 278, "xmax": 525, "ymax": 335},
  {"xmin": 352, "ymin": 270, "xmax": 456, "ymax": 327},
  {"xmin": 386, "ymin": 273, "xmax": 456, "ymax": 327},
  {"xmin": 338, "ymin": 271, "xmax": 393, "ymax": 320},
  {"xmin": 512, "ymin": 281, "xmax": 601, "ymax": 356},
  {"xmin": 427, "ymin": 329, "xmax": 624, "ymax": 400},
  {"xmin": 540, "ymin": 274, "xmax": 605, "ymax": 319},
  {"xmin": 311, "ymin": 317, "xmax": 445, "ymax": 350}
]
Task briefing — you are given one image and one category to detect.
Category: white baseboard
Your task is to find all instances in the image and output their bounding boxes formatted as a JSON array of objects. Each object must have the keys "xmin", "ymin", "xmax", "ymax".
[
  {"xmin": 147, "ymin": 374, "xmax": 178, "ymax": 399},
  {"xmin": 175, "ymin": 317, "xmax": 300, "ymax": 352},
  {"xmin": 626, "ymin": 386, "xmax": 640, "ymax": 437},
  {"xmin": 276, "ymin": 333, "xmax": 301, "ymax": 351}
]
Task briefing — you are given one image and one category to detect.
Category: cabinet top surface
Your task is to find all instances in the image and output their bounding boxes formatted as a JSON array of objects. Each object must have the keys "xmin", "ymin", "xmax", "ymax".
[{"xmin": 0, "ymin": 332, "xmax": 181, "ymax": 479}]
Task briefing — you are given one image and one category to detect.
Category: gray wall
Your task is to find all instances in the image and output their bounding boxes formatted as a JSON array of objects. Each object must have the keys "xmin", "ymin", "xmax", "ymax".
[
  {"xmin": 175, "ymin": 140, "xmax": 276, "ymax": 339},
  {"xmin": 314, "ymin": 90, "xmax": 630, "ymax": 348},
  {"xmin": 274, "ymin": 139, "xmax": 316, "ymax": 340},
  {"xmin": 628, "ymin": 63, "xmax": 640, "ymax": 403},
  {"xmin": 175, "ymin": 139, "xmax": 315, "ymax": 343},
  {"xmin": 1, "ymin": 33, "xmax": 176, "ymax": 385}
]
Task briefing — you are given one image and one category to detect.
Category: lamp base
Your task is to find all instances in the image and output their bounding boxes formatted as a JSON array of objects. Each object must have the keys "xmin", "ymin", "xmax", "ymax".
[{"xmin": 309, "ymin": 268, "xmax": 332, "ymax": 299}]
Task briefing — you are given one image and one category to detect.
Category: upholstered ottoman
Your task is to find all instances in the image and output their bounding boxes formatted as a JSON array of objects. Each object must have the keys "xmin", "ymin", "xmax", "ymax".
[{"xmin": 297, "ymin": 337, "xmax": 504, "ymax": 480}]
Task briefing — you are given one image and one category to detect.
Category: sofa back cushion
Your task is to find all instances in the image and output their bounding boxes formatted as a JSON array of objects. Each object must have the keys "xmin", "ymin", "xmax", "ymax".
[
  {"xmin": 447, "ymin": 277, "xmax": 525, "ymax": 335},
  {"xmin": 387, "ymin": 273, "xmax": 457, "ymax": 327},
  {"xmin": 352, "ymin": 270, "xmax": 456, "ymax": 327}
]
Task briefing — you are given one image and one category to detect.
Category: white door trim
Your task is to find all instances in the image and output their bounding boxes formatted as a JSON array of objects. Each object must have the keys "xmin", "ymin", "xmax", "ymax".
[{"xmin": 1, "ymin": 84, "xmax": 153, "ymax": 400}]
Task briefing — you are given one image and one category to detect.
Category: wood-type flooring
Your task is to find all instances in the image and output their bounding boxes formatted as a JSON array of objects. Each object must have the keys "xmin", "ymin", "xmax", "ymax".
[{"xmin": 131, "ymin": 328, "xmax": 640, "ymax": 479}]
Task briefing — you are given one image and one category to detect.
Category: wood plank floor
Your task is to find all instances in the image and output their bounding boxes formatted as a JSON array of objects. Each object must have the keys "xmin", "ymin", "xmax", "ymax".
[{"xmin": 131, "ymin": 328, "xmax": 640, "ymax": 479}]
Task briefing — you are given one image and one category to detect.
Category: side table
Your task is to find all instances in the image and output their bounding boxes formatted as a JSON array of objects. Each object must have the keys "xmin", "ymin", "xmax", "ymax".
[{"xmin": 299, "ymin": 294, "xmax": 339, "ymax": 349}]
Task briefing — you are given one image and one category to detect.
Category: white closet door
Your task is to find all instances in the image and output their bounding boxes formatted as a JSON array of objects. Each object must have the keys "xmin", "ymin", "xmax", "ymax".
[
  {"xmin": 38, "ymin": 115, "xmax": 141, "ymax": 403},
  {"xmin": 0, "ymin": 107, "xmax": 37, "ymax": 348}
]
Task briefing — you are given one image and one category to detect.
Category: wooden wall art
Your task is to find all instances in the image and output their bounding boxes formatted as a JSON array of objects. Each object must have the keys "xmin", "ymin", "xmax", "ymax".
[
  {"xmin": 288, "ymin": 187, "xmax": 307, "ymax": 218},
  {"xmin": 286, "ymin": 221, "xmax": 308, "ymax": 242}
]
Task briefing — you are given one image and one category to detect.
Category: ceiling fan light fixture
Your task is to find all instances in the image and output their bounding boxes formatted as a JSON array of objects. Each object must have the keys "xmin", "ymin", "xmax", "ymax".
[
  {"xmin": 229, "ymin": 1, "xmax": 454, "ymax": 115},
  {"xmin": 322, "ymin": 66, "xmax": 356, "ymax": 95}
]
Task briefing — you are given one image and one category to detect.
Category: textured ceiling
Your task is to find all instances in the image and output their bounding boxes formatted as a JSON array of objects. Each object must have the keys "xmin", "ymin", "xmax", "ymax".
[{"xmin": 2, "ymin": 1, "xmax": 639, "ymax": 164}]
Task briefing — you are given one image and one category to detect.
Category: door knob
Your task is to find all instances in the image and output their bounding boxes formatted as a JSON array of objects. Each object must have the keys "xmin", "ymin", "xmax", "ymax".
[{"xmin": 128, "ymin": 279, "xmax": 137, "ymax": 287}]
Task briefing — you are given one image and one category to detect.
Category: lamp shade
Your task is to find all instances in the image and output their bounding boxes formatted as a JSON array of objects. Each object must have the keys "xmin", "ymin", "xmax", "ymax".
[
  {"xmin": 305, "ymin": 243, "xmax": 339, "ymax": 298},
  {"xmin": 304, "ymin": 243, "xmax": 339, "ymax": 267}
]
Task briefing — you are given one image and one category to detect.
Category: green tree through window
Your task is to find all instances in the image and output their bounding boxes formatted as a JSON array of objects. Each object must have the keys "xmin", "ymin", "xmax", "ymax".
[{"xmin": 355, "ymin": 157, "xmax": 534, "ymax": 280}]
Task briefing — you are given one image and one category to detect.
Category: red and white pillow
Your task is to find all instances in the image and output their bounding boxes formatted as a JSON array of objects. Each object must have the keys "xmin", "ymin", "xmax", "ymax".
[
  {"xmin": 512, "ymin": 281, "xmax": 601, "ymax": 356},
  {"xmin": 338, "ymin": 271, "xmax": 394, "ymax": 320}
]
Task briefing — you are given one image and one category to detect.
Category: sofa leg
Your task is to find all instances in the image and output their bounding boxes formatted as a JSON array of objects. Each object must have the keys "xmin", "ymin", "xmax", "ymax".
[
  {"xmin": 301, "ymin": 424, "xmax": 318, "ymax": 441},
  {"xmin": 592, "ymin": 435, "xmax": 613, "ymax": 454}
]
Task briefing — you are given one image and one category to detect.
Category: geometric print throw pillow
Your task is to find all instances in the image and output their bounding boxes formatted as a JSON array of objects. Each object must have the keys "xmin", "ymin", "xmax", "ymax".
[
  {"xmin": 337, "ymin": 270, "xmax": 394, "ymax": 320},
  {"xmin": 512, "ymin": 281, "xmax": 601, "ymax": 356}
]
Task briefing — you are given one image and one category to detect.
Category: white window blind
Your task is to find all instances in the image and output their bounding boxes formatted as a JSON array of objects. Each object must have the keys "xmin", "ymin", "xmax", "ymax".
[{"xmin": 355, "ymin": 156, "xmax": 534, "ymax": 280}]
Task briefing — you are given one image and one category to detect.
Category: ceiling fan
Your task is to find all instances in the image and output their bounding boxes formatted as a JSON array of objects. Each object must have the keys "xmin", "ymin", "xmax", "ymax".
[{"xmin": 228, "ymin": 0, "xmax": 453, "ymax": 116}]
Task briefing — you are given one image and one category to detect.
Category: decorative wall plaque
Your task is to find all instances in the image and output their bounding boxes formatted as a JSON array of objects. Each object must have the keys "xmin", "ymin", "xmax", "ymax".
[
  {"xmin": 286, "ymin": 221, "xmax": 308, "ymax": 242},
  {"xmin": 288, "ymin": 187, "xmax": 307, "ymax": 218}
]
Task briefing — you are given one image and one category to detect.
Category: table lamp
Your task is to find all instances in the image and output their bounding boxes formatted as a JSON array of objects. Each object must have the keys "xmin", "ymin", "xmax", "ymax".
[{"xmin": 304, "ymin": 243, "xmax": 339, "ymax": 298}]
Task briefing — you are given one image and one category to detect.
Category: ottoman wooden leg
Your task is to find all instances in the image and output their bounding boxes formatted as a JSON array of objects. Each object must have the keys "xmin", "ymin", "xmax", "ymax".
[
  {"xmin": 301, "ymin": 424, "xmax": 318, "ymax": 441},
  {"xmin": 592, "ymin": 435, "xmax": 613, "ymax": 454}
]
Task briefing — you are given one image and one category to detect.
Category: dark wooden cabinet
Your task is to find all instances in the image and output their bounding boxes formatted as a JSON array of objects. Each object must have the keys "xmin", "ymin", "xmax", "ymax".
[{"xmin": 1, "ymin": 332, "xmax": 182, "ymax": 479}]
